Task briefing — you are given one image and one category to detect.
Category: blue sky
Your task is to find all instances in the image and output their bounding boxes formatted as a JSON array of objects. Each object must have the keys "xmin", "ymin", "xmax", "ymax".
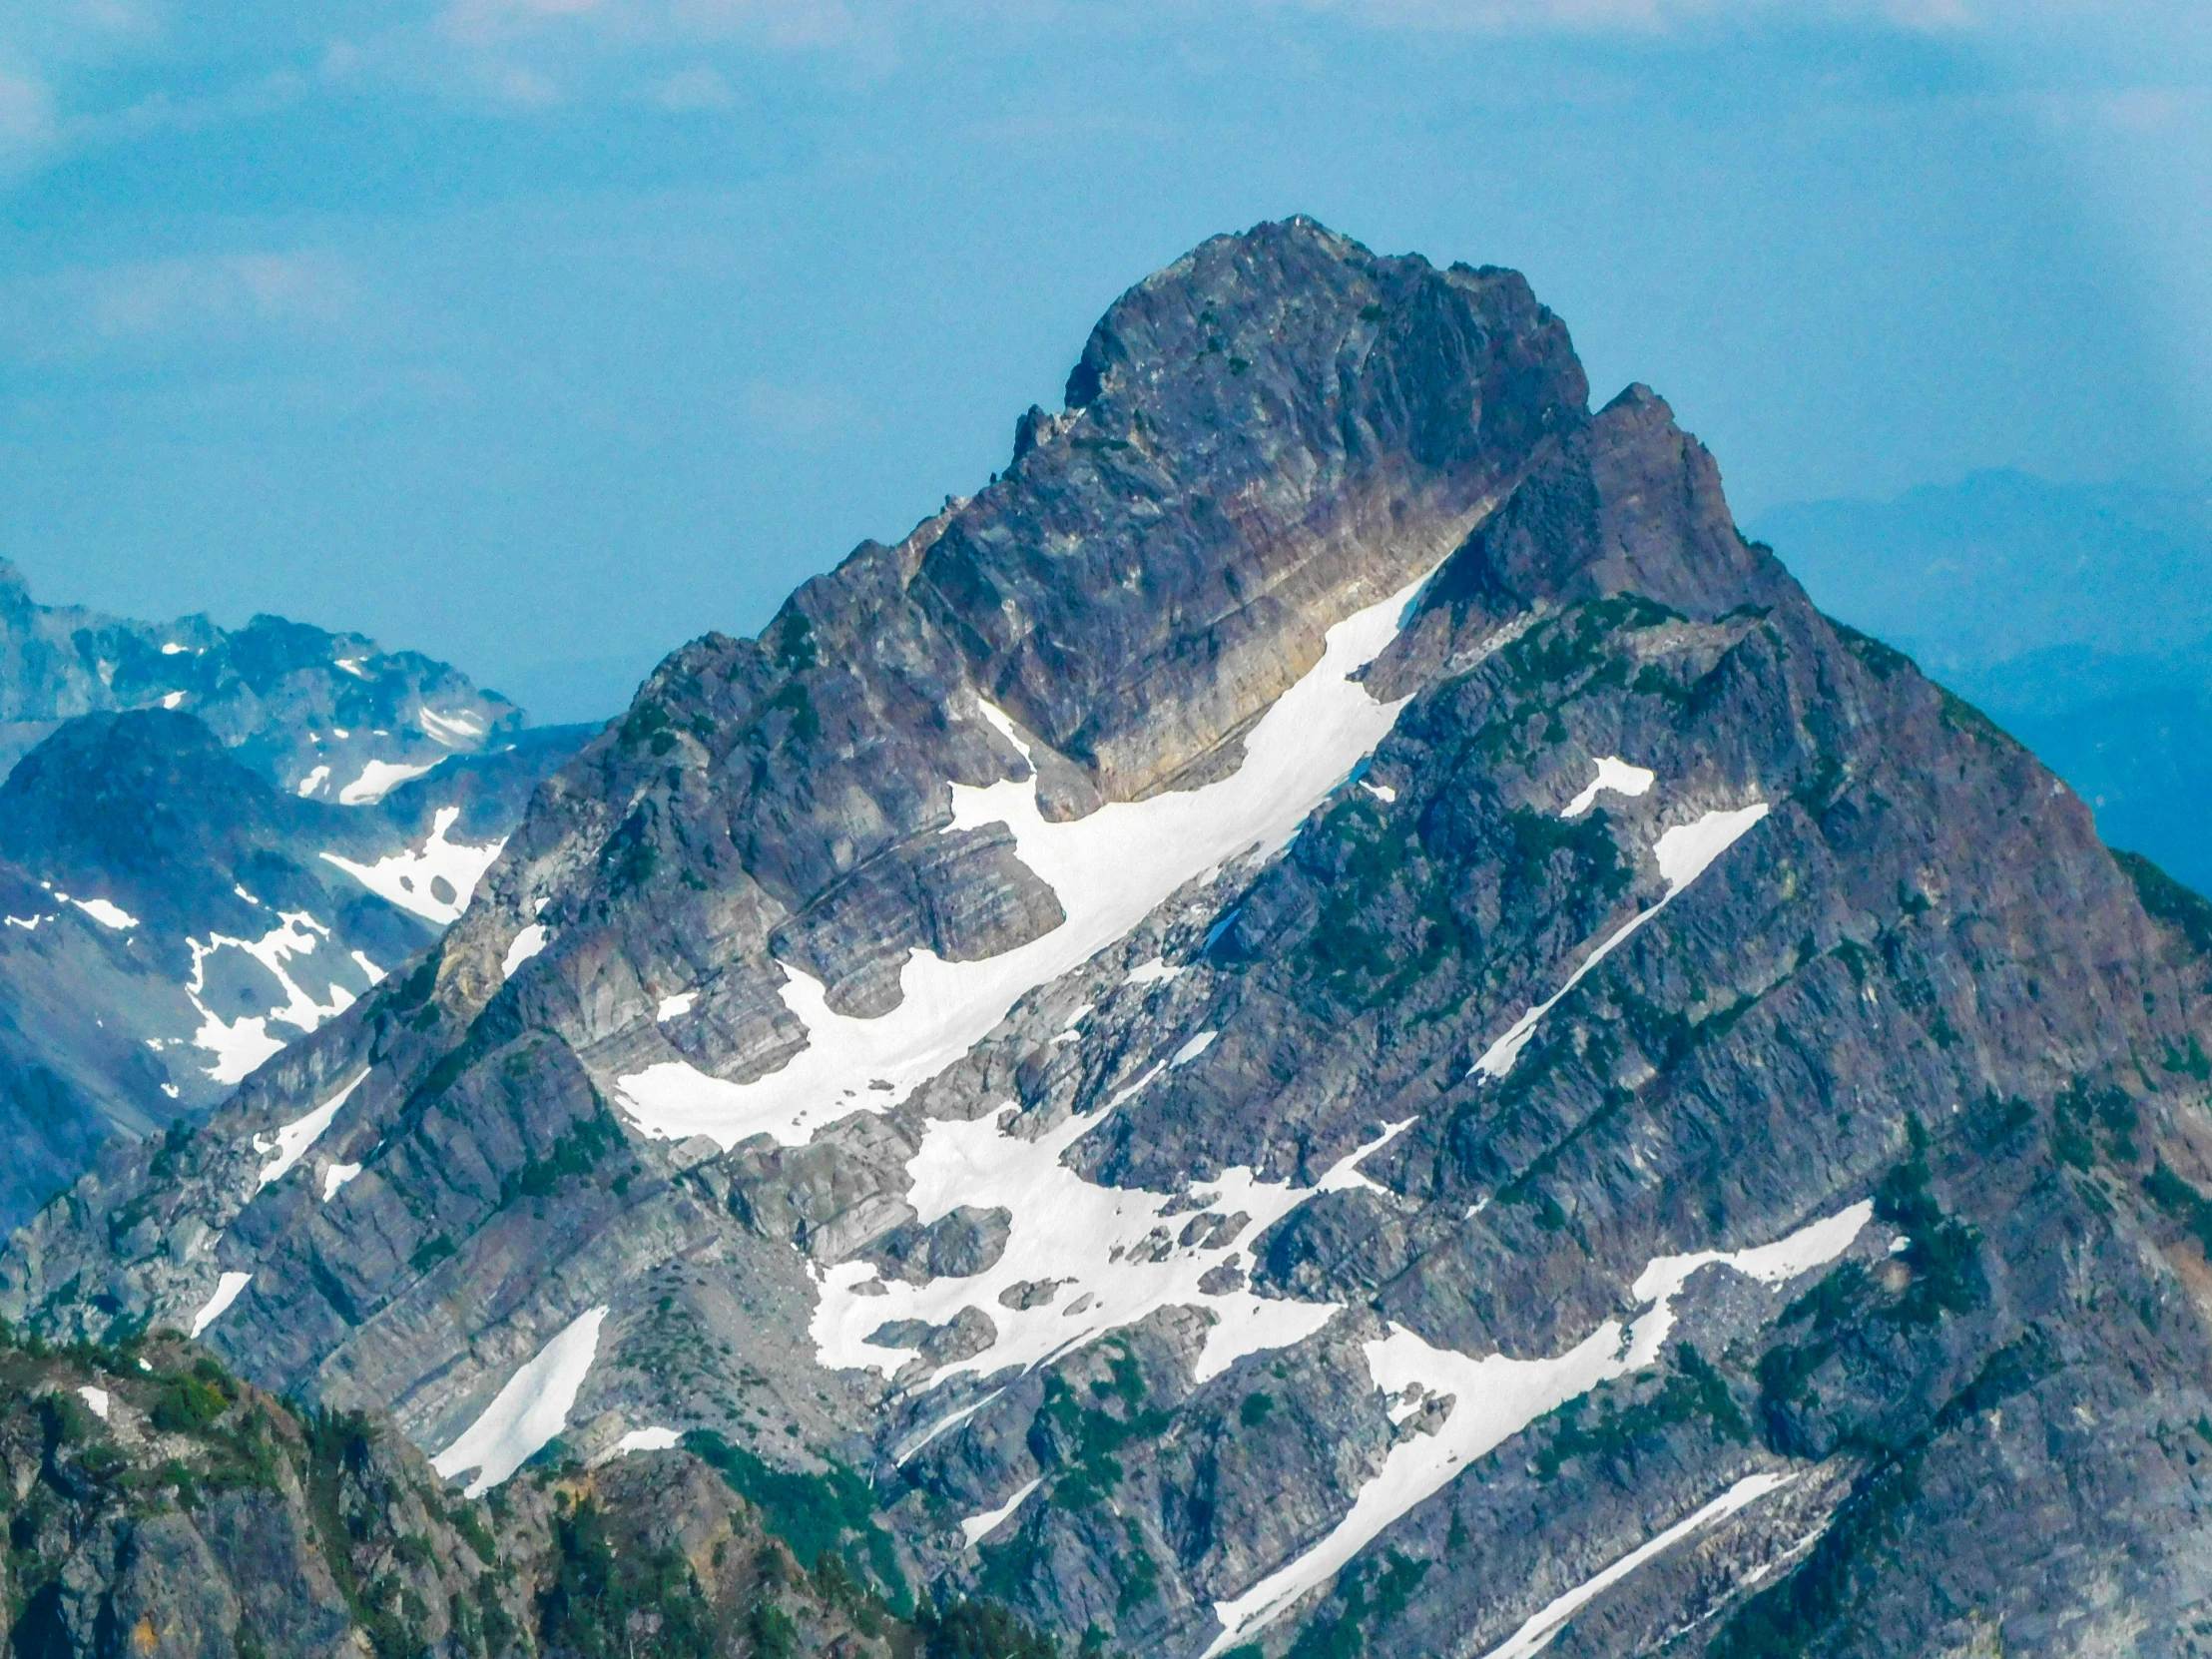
[{"xmin": 1, "ymin": 1, "xmax": 2206, "ymax": 722}]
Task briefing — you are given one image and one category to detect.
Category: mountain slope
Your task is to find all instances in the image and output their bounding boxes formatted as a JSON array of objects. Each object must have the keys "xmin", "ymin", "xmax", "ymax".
[
  {"xmin": 0, "ymin": 712, "xmax": 596, "ymax": 1232},
  {"xmin": 0, "ymin": 709, "xmax": 593, "ymax": 1232},
  {"xmin": 0, "ymin": 1322, "xmax": 985, "ymax": 1659},
  {"xmin": 11, "ymin": 219, "xmax": 2212, "ymax": 1657},
  {"xmin": 1750, "ymin": 471, "xmax": 2212, "ymax": 892}
]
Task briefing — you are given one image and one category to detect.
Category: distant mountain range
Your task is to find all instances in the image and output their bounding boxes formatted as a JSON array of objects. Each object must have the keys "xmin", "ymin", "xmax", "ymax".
[
  {"xmin": 1752, "ymin": 470, "xmax": 2212, "ymax": 890},
  {"xmin": 0, "ymin": 565, "xmax": 593, "ymax": 1229}
]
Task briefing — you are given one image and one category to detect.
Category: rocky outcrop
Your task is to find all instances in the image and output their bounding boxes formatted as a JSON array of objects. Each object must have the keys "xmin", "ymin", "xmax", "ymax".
[
  {"xmin": 0, "ymin": 1325, "xmax": 960, "ymax": 1658},
  {"xmin": 11, "ymin": 218, "xmax": 2212, "ymax": 1658}
]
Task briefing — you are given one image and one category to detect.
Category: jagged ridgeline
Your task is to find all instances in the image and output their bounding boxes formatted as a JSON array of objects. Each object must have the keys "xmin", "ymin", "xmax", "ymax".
[{"xmin": 10, "ymin": 217, "xmax": 2212, "ymax": 1658}]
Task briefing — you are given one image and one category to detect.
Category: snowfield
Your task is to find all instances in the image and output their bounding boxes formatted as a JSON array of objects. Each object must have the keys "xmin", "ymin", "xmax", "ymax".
[
  {"xmin": 254, "ymin": 1068, "xmax": 370, "ymax": 1191},
  {"xmin": 431, "ymin": 1306, "xmax": 609, "ymax": 1498},
  {"xmin": 811, "ymin": 1075, "xmax": 1414, "ymax": 1390},
  {"xmin": 321, "ymin": 805, "xmax": 505, "ymax": 926},
  {"xmin": 190, "ymin": 1271, "xmax": 254, "ymax": 1340},
  {"xmin": 1562, "ymin": 754, "xmax": 1656, "ymax": 818},
  {"xmin": 615, "ymin": 566, "xmax": 1437, "ymax": 1150},
  {"xmin": 185, "ymin": 911, "xmax": 365, "ymax": 1084},
  {"xmin": 339, "ymin": 759, "xmax": 436, "ymax": 806}
]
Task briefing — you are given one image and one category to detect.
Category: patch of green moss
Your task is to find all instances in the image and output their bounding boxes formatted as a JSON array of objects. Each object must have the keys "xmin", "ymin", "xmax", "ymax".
[
  {"xmin": 1033, "ymin": 1347, "xmax": 1172, "ymax": 1512},
  {"xmin": 771, "ymin": 610, "xmax": 819, "ymax": 673},
  {"xmin": 1532, "ymin": 1344, "xmax": 1747, "ymax": 1481},
  {"xmin": 2116, "ymin": 848, "xmax": 2212, "ymax": 960},
  {"xmin": 501, "ymin": 1109, "xmax": 624, "ymax": 1206},
  {"xmin": 682, "ymin": 1431, "xmax": 906, "ymax": 1612},
  {"xmin": 407, "ymin": 1235, "xmax": 455, "ymax": 1276},
  {"xmin": 1872, "ymin": 1156, "xmax": 1985, "ymax": 1326}
]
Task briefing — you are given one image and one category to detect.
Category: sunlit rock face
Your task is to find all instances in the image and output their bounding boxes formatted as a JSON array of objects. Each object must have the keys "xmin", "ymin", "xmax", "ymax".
[{"xmin": 13, "ymin": 218, "xmax": 2212, "ymax": 1659}]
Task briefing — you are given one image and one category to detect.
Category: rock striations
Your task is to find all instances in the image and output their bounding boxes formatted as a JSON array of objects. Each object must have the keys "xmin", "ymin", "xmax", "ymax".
[{"xmin": 11, "ymin": 217, "xmax": 2212, "ymax": 1656}]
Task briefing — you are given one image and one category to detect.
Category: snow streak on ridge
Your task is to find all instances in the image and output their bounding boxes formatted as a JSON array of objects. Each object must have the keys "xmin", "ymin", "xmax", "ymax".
[
  {"xmin": 431, "ymin": 1306, "xmax": 609, "ymax": 1498},
  {"xmin": 1473, "ymin": 1471, "xmax": 1798, "ymax": 1659},
  {"xmin": 1473, "ymin": 803, "xmax": 1770, "ymax": 1080},
  {"xmin": 1203, "ymin": 1201, "xmax": 1871, "ymax": 1654}
]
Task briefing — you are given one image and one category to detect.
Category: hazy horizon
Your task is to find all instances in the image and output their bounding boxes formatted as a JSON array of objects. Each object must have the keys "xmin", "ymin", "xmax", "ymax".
[{"xmin": 3, "ymin": 3, "xmax": 2207, "ymax": 722}]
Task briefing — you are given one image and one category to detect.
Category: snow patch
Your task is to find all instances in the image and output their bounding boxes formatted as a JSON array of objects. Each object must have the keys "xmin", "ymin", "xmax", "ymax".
[
  {"xmin": 190, "ymin": 1271, "xmax": 254, "ymax": 1339},
  {"xmin": 1474, "ymin": 1472, "xmax": 1797, "ymax": 1659},
  {"xmin": 256, "ymin": 1068, "xmax": 370, "ymax": 1190},
  {"xmin": 76, "ymin": 1386, "xmax": 109, "ymax": 1419},
  {"xmin": 185, "ymin": 912, "xmax": 359, "ymax": 1085},
  {"xmin": 323, "ymin": 1163, "xmax": 363, "ymax": 1201},
  {"xmin": 1123, "ymin": 959, "xmax": 1185, "ymax": 988},
  {"xmin": 502, "ymin": 923, "xmax": 551, "ymax": 980},
  {"xmin": 67, "ymin": 896, "xmax": 138, "ymax": 930},
  {"xmin": 160, "ymin": 691, "xmax": 186, "ymax": 710},
  {"xmin": 1360, "ymin": 780, "xmax": 1397, "ymax": 804},
  {"xmin": 1473, "ymin": 804, "xmax": 1770, "ymax": 1080},
  {"xmin": 418, "ymin": 707, "xmax": 486, "ymax": 747},
  {"xmin": 1652, "ymin": 803, "xmax": 1770, "ymax": 890},
  {"xmin": 339, "ymin": 759, "xmax": 434, "ymax": 806},
  {"xmin": 657, "ymin": 991, "xmax": 698, "ymax": 1022},
  {"xmin": 432, "ymin": 1306, "xmax": 608, "ymax": 1497},
  {"xmin": 811, "ymin": 1072, "xmax": 1413, "ymax": 1391},
  {"xmin": 1171, "ymin": 1030, "xmax": 1217, "ymax": 1067},
  {"xmin": 616, "ymin": 567, "xmax": 1435, "ymax": 1150},
  {"xmin": 1562, "ymin": 756, "xmax": 1656, "ymax": 818},
  {"xmin": 321, "ymin": 806, "xmax": 505, "ymax": 926},
  {"xmin": 960, "ymin": 1476, "xmax": 1043, "ymax": 1546},
  {"xmin": 296, "ymin": 765, "xmax": 331, "ymax": 799},
  {"xmin": 1202, "ymin": 1200, "xmax": 1869, "ymax": 1654},
  {"xmin": 616, "ymin": 1426, "xmax": 683, "ymax": 1455},
  {"xmin": 161, "ymin": 642, "xmax": 187, "ymax": 655}
]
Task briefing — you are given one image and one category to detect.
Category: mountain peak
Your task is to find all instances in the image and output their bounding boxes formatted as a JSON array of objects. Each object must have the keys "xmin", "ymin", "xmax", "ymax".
[
  {"xmin": 910, "ymin": 218, "xmax": 1588, "ymax": 803},
  {"xmin": 11, "ymin": 227, "xmax": 2212, "ymax": 1659}
]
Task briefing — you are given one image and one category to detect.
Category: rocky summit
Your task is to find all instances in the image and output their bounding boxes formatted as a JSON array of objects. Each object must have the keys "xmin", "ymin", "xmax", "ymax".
[{"xmin": 10, "ymin": 217, "xmax": 2212, "ymax": 1658}]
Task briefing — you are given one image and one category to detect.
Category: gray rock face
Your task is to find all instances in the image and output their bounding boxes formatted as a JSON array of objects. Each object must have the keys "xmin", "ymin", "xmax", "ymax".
[{"xmin": 12, "ymin": 217, "xmax": 2212, "ymax": 1658}]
